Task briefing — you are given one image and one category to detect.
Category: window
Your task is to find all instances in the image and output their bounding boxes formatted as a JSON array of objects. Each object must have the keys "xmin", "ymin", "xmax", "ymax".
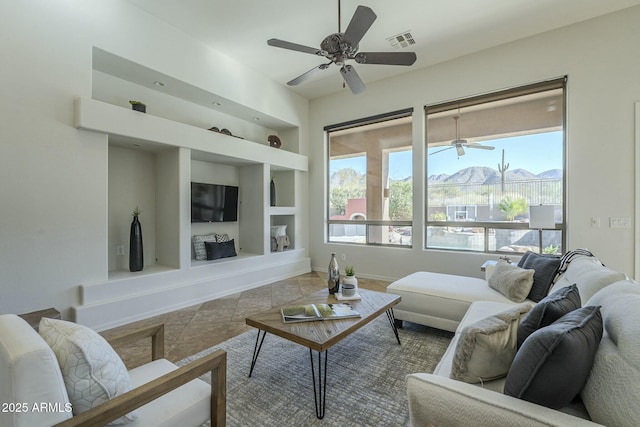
[
  {"xmin": 426, "ymin": 78, "xmax": 566, "ymax": 254},
  {"xmin": 327, "ymin": 110, "xmax": 413, "ymax": 246}
]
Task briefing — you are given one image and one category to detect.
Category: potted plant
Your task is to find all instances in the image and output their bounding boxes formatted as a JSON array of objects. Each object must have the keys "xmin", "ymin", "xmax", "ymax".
[
  {"xmin": 129, "ymin": 100, "xmax": 146, "ymax": 113},
  {"xmin": 343, "ymin": 265, "xmax": 358, "ymax": 289}
]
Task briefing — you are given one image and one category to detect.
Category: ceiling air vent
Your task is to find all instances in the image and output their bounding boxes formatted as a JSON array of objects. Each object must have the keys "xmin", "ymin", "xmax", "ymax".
[{"xmin": 387, "ymin": 31, "xmax": 415, "ymax": 49}]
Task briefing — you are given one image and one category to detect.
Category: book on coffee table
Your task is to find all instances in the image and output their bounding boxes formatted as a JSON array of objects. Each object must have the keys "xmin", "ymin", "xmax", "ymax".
[{"xmin": 281, "ymin": 303, "xmax": 361, "ymax": 323}]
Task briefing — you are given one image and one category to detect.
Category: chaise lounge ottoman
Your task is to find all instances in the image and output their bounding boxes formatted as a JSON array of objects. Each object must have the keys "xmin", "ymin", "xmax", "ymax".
[{"xmin": 387, "ymin": 269, "xmax": 528, "ymax": 332}]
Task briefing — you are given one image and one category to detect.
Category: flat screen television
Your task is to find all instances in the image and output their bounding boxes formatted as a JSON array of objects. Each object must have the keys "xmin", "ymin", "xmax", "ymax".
[{"xmin": 191, "ymin": 182, "xmax": 239, "ymax": 223}]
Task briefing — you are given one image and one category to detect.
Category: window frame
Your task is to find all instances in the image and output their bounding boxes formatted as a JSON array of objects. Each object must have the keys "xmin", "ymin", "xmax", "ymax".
[
  {"xmin": 325, "ymin": 108, "xmax": 414, "ymax": 247},
  {"xmin": 424, "ymin": 77, "xmax": 567, "ymax": 254}
]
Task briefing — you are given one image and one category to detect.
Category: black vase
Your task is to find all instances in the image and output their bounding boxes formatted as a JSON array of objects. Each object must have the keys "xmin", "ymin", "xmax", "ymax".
[
  {"xmin": 129, "ymin": 215, "xmax": 144, "ymax": 272},
  {"xmin": 270, "ymin": 179, "xmax": 276, "ymax": 207}
]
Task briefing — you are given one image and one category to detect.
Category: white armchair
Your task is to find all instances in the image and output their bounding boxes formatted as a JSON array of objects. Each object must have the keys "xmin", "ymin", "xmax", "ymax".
[{"xmin": 0, "ymin": 314, "xmax": 226, "ymax": 427}]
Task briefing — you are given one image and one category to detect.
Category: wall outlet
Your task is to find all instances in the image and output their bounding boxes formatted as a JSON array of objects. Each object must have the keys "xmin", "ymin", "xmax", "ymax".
[
  {"xmin": 116, "ymin": 245, "xmax": 125, "ymax": 256},
  {"xmin": 340, "ymin": 253, "xmax": 346, "ymax": 261}
]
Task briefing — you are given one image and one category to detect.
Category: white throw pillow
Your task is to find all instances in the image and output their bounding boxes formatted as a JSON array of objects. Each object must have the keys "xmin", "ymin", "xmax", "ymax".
[
  {"xmin": 270, "ymin": 225, "xmax": 287, "ymax": 238},
  {"xmin": 39, "ymin": 318, "xmax": 137, "ymax": 425},
  {"xmin": 488, "ymin": 260, "xmax": 535, "ymax": 303},
  {"xmin": 451, "ymin": 303, "xmax": 532, "ymax": 383}
]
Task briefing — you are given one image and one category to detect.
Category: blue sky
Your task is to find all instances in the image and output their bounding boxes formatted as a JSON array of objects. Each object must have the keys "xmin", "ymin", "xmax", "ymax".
[{"xmin": 330, "ymin": 131, "xmax": 563, "ymax": 180}]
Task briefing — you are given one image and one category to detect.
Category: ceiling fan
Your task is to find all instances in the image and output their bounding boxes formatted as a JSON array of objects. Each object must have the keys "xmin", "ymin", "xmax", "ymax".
[
  {"xmin": 267, "ymin": 2, "xmax": 417, "ymax": 94},
  {"xmin": 430, "ymin": 115, "xmax": 495, "ymax": 156}
]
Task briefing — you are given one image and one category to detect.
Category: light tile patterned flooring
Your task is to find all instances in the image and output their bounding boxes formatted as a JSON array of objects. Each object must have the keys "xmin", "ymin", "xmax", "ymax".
[{"xmin": 102, "ymin": 271, "xmax": 391, "ymax": 369}]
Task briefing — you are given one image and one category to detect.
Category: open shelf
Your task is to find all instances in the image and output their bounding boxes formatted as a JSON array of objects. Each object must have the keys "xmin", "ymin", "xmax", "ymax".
[
  {"xmin": 75, "ymin": 97, "xmax": 308, "ymax": 172},
  {"xmin": 270, "ymin": 206, "xmax": 296, "ymax": 215},
  {"xmin": 73, "ymin": 96, "xmax": 309, "ymax": 330}
]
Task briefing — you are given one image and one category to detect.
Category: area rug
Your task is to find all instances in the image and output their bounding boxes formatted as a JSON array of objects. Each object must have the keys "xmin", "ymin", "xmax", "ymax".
[{"xmin": 178, "ymin": 317, "xmax": 453, "ymax": 427}]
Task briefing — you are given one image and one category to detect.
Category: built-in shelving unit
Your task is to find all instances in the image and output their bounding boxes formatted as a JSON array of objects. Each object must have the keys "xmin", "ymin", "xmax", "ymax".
[{"xmin": 73, "ymin": 97, "xmax": 309, "ymax": 330}]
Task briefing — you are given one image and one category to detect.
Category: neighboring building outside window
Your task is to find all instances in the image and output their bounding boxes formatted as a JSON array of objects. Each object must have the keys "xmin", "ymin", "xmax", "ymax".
[
  {"xmin": 326, "ymin": 110, "xmax": 413, "ymax": 246},
  {"xmin": 425, "ymin": 78, "xmax": 566, "ymax": 254}
]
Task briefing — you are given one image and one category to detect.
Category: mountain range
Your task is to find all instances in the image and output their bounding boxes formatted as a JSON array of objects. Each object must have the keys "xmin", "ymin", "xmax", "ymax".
[
  {"xmin": 427, "ymin": 167, "xmax": 562, "ymax": 185},
  {"xmin": 330, "ymin": 166, "xmax": 562, "ymax": 186}
]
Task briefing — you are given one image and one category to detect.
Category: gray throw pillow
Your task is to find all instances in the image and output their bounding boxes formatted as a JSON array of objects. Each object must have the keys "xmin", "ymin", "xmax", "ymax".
[
  {"xmin": 451, "ymin": 304, "xmax": 532, "ymax": 383},
  {"xmin": 488, "ymin": 260, "xmax": 535, "ymax": 303},
  {"xmin": 518, "ymin": 252, "xmax": 561, "ymax": 302},
  {"xmin": 504, "ymin": 305, "xmax": 603, "ymax": 409},
  {"xmin": 517, "ymin": 284, "xmax": 581, "ymax": 348}
]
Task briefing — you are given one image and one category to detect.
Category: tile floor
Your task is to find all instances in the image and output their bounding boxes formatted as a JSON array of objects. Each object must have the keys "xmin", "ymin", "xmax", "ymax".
[{"xmin": 101, "ymin": 271, "xmax": 391, "ymax": 368}]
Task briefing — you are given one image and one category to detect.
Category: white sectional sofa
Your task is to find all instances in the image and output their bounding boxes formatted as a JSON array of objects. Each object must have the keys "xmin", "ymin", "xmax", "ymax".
[
  {"xmin": 386, "ymin": 267, "xmax": 512, "ymax": 332},
  {"xmin": 388, "ymin": 253, "xmax": 640, "ymax": 426}
]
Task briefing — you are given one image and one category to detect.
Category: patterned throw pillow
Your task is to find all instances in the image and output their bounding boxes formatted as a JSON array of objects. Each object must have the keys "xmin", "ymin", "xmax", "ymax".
[
  {"xmin": 215, "ymin": 233, "xmax": 230, "ymax": 243},
  {"xmin": 39, "ymin": 318, "xmax": 137, "ymax": 425},
  {"xmin": 192, "ymin": 233, "xmax": 217, "ymax": 260}
]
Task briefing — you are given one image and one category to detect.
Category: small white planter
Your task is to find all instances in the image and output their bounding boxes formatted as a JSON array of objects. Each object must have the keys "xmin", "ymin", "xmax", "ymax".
[{"xmin": 343, "ymin": 275, "xmax": 358, "ymax": 290}]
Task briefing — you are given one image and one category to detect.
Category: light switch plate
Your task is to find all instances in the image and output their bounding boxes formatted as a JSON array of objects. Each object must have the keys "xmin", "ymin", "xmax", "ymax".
[{"xmin": 610, "ymin": 217, "xmax": 631, "ymax": 228}]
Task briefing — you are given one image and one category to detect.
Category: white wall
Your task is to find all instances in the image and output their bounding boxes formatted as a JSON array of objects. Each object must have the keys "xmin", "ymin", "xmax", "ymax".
[
  {"xmin": 0, "ymin": 0, "xmax": 308, "ymax": 319},
  {"xmin": 308, "ymin": 6, "xmax": 640, "ymax": 280}
]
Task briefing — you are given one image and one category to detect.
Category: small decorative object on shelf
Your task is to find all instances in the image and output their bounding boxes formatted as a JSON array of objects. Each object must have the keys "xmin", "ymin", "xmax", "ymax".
[
  {"xmin": 129, "ymin": 100, "xmax": 146, "ymax": 113},
  {"xmin": 270, "ymin": 178, "xmax": 276, "ymax": 206},
  {"xmin": 343, "ymin": 265, "xmax": 358, "ymax": 292},
  {"xmin": 129, "ymin": 206, "xmax": 144, "ymax": 272},
  {"xmin": 268, "ymin": 134, "xmax": 282, "ymax": 148},
  {"xmin": 207, "ymin": 126, "xmax": 245, "ymax": 139},
  {"xmin": 327, "ymin": 253, "xmax": 340, "ymax": 294}
]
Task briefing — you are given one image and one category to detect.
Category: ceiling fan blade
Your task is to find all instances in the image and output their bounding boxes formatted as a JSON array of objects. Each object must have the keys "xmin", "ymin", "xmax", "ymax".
[
  {"xmin": 456, "ymin": 144, "xmax": 465, "ymax": 156},
  {"xmin": 466, "ymin": 144, "xmax": 495, "ymax": 150},
  {"xmin": 287, "ymin": 63, "xmax": 331, "ymax": 86},
  {"xmin": 340, "ymin": 65, "xmax": 366, "ymax": 95},
  {"xmin": 267, "ymin": 38, "xmax": 326, "ymax": 56},
  {"xmin": 429, "ymin": 146, "xmax": 454, "ymax": 155},
  {"xmin": 355, "ymin": 52, "xmax": 417, "ymax": 66},
  {"xmin": 343, "ymin": 5, "xmax": 377, "ymax": 46}
]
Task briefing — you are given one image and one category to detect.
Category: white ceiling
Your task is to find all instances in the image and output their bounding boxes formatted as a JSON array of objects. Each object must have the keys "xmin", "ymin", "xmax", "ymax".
[{"xmin": 125, "ymin": 0, "xmax": 640, "ymax": 100}]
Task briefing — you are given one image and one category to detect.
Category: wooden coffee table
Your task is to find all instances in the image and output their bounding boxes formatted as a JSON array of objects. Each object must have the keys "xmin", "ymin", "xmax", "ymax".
[{"xmin": 245, "ymin": 288, "xmax": 401, "ymax": 419}]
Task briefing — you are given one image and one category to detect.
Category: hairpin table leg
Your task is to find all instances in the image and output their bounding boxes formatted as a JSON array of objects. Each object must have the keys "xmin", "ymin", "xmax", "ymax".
[
  {"xmin": 386, "ymin": 308, "xmax": 401, "ymax": 345},
  {"xmin": 309, "ymin": 349, "xmax": 328, "ymax": 419},
  {"xmin": 248, "ymin": 329, "xmax": 267, "ymax": 377}
]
